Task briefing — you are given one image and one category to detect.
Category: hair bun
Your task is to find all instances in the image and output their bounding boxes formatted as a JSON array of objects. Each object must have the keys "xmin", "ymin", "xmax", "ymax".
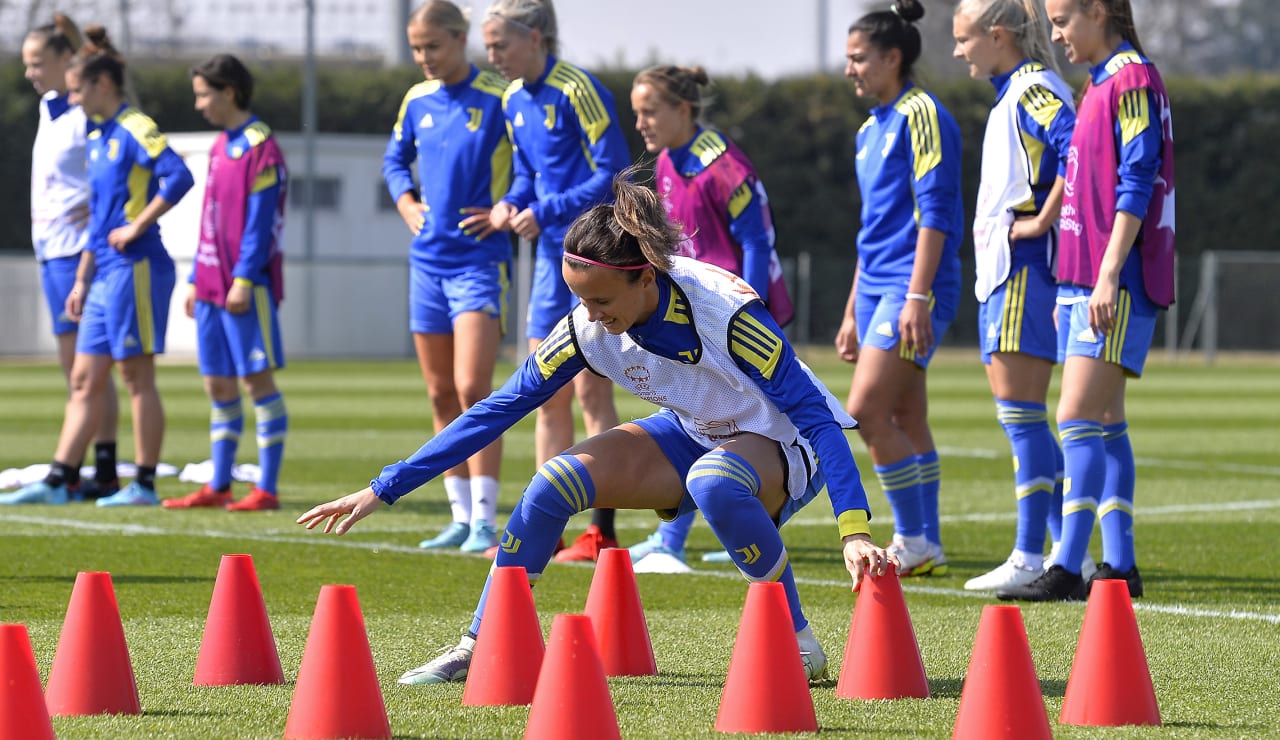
[
  {"xmin": 891, "ymin": 0, "xmax": 925, "ymax": 23},
  {"xmin": 686, "ymin": 66, "xmax": 709, "ymax": 86}
]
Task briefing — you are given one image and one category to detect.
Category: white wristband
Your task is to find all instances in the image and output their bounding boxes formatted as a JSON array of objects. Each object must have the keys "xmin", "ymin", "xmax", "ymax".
[{"xmin": 905, "ymin": 292, "xmax": 930, "ymax": 303}]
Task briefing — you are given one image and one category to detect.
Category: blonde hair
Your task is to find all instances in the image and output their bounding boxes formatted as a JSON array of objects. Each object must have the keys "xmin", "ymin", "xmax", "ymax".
[
  {"xmin": 410, "ymin": 0, "xmax": 469, "ymax": 37},
  {"xmin": 956, "ymin": 0, "xmax": 1061, "ymax": 77},
  {"xmin": 484, "ymin": 0, "xmax": 559, "ymax": 56}
]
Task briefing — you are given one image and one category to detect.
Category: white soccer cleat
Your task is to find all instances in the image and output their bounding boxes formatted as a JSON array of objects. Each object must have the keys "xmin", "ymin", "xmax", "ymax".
[
  {"xmin": 795, "ymin": 624, "xmax": 828, "ymax": 683},
  {"xmin": 397, "ymin": 634, "xmax": 475, "ymax": 685},
  {"xmin": 964, "ymin": 556, "xmax": 1044, "ymax": 591},
  {"xmin": 886, "ymin": 534, "xmax": 945, "ymax": 576},
  {"xmin": 1046, "ymin": 541, "xmax": 1099, "ymax": 580}
]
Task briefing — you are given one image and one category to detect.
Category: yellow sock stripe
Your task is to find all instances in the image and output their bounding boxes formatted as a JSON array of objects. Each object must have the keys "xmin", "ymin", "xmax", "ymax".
[
  {"xmin": 255, "ymin": 396, "xmax": 287, "ymax": 421},
  {"xmin": 210, "ymin": 429, "xmax": 241, "ymax": 442},
  {"xmin": 1098, "ymin": 497, "xmax": 1134, "ymax": 517},
  {"xmin": 688, "ymin": 457, "xmax": 760, "ymax": 496},
  {"xmin": 541, "ymin": 456, "xmax": 588, "ymax": 512},
  {"xmin": 737, "ymin": 549, "xmax": 789, "ymax": 583},
  {"xmin": 877, "ymin": 466, "xmax": 921, "ymax": 490},
  {"xmin": 1059, "ymin": 424, "xmax": 1104, "ymax": 443},
  {"xmin": 918, "ymin": 462, "xmax": 941, "ymax": 484},
  {"xmin": 257, "ymin": 432, "xmax": 286, "ymax": 448},
  {"xmin": 211, "ymin": 403, "xmax": 243, "ymax": 424},
  {"xmin": 1062, "ymin": 497, "xmax": 1098, "ymax": 516},
  {"xmin": 997, "ymin": 405, "xmax": 1048, "ymax": 425},
  {"xmin": 1015, "ymin": 478, "xmax": 1056, "ymax": 499}
]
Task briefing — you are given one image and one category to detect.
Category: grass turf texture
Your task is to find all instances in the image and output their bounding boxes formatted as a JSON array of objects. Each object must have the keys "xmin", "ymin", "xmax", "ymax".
[{"xmin": 1, "ymin": 350, "xmax": 1278, "ymax": 739}]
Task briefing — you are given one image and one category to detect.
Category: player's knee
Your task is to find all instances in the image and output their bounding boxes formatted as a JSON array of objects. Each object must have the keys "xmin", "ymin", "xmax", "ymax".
[
  {"xmin": 525, "ymin": 454, "xmax": 595, "ymax": 518},
  {"xmin": 686, "ymin": 450, "xmax": 761, "ymax": 511}
]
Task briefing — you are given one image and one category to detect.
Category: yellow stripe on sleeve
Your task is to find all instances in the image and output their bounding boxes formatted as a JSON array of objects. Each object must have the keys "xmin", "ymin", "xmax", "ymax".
[
  {"xmin": 895, "ymin": 90, "xmax": 943, "ymax": 181},
  {"xmin": 1119, "ymin": 89, "xmax": 1151, "ymax": 146},
  {"xmin": 250, "ymin": 166, "xmax": 279, "ymax": 194},
  {"xmin": 547, "ymin": 62, "xmax": 613, "ymax": 145},
  {"xmin": 727, "ymin": 182, "xmax": 753, "ymax": 219},
  {"xmin": 837, "ymin": 509, "xmax": 872, "ymax": 539},
  {"xmin": 729, "ymin": 311, "xmax": 783, "ymax": 380}
]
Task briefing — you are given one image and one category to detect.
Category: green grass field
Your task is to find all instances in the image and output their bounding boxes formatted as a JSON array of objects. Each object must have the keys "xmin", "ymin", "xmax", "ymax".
[{"xmin": 2, "ymin": 350, "xmax": 1278, "ymax": 739}]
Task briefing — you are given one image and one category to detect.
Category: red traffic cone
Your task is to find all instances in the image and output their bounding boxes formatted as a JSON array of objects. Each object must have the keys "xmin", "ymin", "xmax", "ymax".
[
  {"xmin": 1060, "ymin": 579, "xmax": 1161, "ymax": 726},
  {"xmin": 583, "ymin": 547, "xmax": 657, "ymax": 676},
  {"xmin": 714, "ymin": 581, "xmax": 817, "ymax": 733},
  {"xmin": 836, "ymin": 563, "xmax": 930, "ymax": 700},
  {"xmin": 462, "ymin": 566, "xmax": 545, "ymax": 706},
  {"xmin": 952, "ymin": 605, "xmax": 1051, "ymax": 740},
  {"xmin": 194, "ymin": 554, "xmax": 284, "ymax": 686},
  {"xmin": 0, "ymin": 624, "xmax": 56, "ymax": 740},
  {"xmin": 284, "ymin": 585, "xmax": 390, "ymax": 739},
  {"xmin": 524, "ymin": 614, "xmax": 619, "ymax": 740},
  {"xmin": 44, "ymin": 571, "xmax": 141, "ymax": 716}
]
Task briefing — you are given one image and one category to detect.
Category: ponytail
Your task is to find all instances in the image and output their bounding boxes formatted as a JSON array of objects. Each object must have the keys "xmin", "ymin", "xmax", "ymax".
[{"xmin": 564, "ymin": 167, "xmax": 681, "ymax": 278}]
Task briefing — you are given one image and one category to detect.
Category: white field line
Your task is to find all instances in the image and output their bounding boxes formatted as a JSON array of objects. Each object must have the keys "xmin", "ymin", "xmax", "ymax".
[{"xmin": 2, "ymin": 511, "xmax": 1278, "ymax": 626}]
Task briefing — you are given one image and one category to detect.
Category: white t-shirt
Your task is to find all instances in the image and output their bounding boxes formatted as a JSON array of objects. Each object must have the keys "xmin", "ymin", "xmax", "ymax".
[{"xmin": 30, "ymin": 91, "xmax": 90, "ymax": 262}]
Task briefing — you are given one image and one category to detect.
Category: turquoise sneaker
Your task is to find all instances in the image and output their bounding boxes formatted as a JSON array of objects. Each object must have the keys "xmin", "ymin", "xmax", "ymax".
[
  {"xmin": 418, "ymin": 521, "xmax": 470, "ymax": 549},
  {"xmin": 701, "ymin": 550, "xmax": 732, "ymax": 563},
  {"xmin": 95, "ymin": 481, "xmax": 160, "ymax": 507},
  {"xmin": 459, "ymin": 520, "xmax": 498, "ymax": 552},
  {"xmin": 0, "ymin": 481, "xmax": 69, "ymax": 505},
  {"xmin": 627, "ymin": 531, "xmax": 687, "ymax": 564}
]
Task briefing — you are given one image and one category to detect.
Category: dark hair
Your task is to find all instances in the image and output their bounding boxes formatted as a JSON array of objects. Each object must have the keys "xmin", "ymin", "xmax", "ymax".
[
  {"xmin": 848, "ymin": 0, "xmax": 925, "ymax": 82},
  {"xmin": 1084, "ymin": 0, "xmax": 1146, "ymax": 57},
  {"xmin": 564, "ymin": 168, "xmax": 681, "ymax": 280},
  {"xmin": 27, "ymin": 13, "xmax": 83, "ymax": 56},
  {"xmin": 192, "ymin": 54, "xmax": 255, "ymax": 109},
  {"xmin": 71, "ymin": 24, "xmax": 125, "ymax": 90},
  {"xmin": 633, "ymin": 65, "xmax": 711, "ymax": 121}
]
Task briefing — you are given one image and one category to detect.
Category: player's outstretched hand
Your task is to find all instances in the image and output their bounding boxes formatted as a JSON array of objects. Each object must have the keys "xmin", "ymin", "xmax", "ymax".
[
  {"xmin": 296, "ymin": 487, "xmax": 384, "ymax": 535},
  {"xmin": 842, "ymin": 534, "xmax": 893, "ymax": 592}
]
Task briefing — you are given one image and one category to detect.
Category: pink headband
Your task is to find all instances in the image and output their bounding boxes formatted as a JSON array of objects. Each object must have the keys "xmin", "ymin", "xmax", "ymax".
[{"xmin": 563, "ymin": 253, "xmax": 651, "ymax": 271}]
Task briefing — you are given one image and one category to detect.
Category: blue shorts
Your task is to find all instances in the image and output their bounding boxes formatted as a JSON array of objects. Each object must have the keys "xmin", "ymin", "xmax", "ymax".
[
  {"xmin": 979, "ymin": 262, "xmax": 1058, "ymax": 364},
  {"xmin": 855, "ymin": 291, "xmax": 953, "ymax": 369},
  {"xmin": 76, "ymin": 258, "xmax": 175, "ymax": 360},
  {"xmin": 526, "ymin": 240, "xmax": 576, "ymax": 341},
  {"xmin": 40, "ymin": 255, "xmax": 81, "ymax": 336},
  {"xmin": 630, "ymin": 408, "xmax": 823, "ymax": 526},
  {"xmin": 409, "ymin": 261, "xmax": 510, "ymax": 335},
  {"xmin": 195, "ymin": 286, "xmax": 285, "ymax": 377},
  {"xmin": 1056, "ymin": 285, "xmax": 1157, "ymax": 376}
]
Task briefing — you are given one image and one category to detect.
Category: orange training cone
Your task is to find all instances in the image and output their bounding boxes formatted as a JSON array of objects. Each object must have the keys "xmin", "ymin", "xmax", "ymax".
[
  {"xmin": 952, "ymin": 605, "xmax": 1051, "ymax": 740},
  {"xmin": 462, "ymin": 566, "xmax": 545, "ymax": 706},
  {"xmin": 44, "ymin": 571, "xmax": 141, "ymax": 716},
  {"xmin": 583, "ymin": 547, "xmax": 657, "ymax": 676},
  {"xmin": 714, "ymin": 581, "xmax": 817, "ymax": 733},
  {"xmin": 194, "ymin": 554, "xmax": 284, "ymax": 686},
  {"xmin": 1060, "ymin": 579, "xmax": 1160, "ymax": 726},
  {"xmin": 284, "ymin": 585, "xmax": 390, "ymax": 740},
  {"xmin": 524, "ymin": 614, "xmax": 619, "ymax": 740},
  {"xmin": 836, "ymin": 563, "xmax": 930, "ymax": 700},
  {"xmin": 0, "ymin": 624, "xmax": 56, "ymax": 740}
]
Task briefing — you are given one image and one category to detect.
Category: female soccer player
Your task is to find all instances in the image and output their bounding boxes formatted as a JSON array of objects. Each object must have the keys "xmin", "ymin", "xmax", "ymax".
[
  {"xmin": 372, "ymin": 1, "xmax": 513, "ymax": 549},
  {"xmin": 482, "ymin": 0, "xmax": 631, "ymax": 562},
  {"xmin": 0, "ymin": 14, "xmax": 120, "ymax": 504},
  {"xmin": 837, "ymin": 0, "xmax": 964, "ymax": 575},
  {"xmin": 624, "ymin": 64, "xmax": 796, "ymax": 572},
  {"xmin": 951, "ymin": 0, "xmax": 1081, "ymax": 590},
  {"xmin": 298, "ymin": 174, "xmax": 891, "ymax": 686},
  {"xmin": 1000, "ymin": 0, "xmax": 1173, "ymax": 602},
  {"xmin": 15, "ymin": 26, "xmax": 193, "ymax": 508},
  {"xmin": 161, "ymin": 54, "xmax": 289, "ymax": 512}
]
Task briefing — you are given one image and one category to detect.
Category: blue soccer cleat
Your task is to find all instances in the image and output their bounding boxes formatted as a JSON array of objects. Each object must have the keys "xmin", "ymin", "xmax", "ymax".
[
  {"xmin": 95, "ymin": 481, "xmax": 160, "ymax": 507},
  {"xmin": 418, "ymin": 521, "xmax": 470, "ymax": 549},
  {"xmin": 459, "ymin": 520, "xmax": 498, "ymax": 553},
  {"xmin": 0, "ymin": 481, "xmax": 69, "ymax": 505}
]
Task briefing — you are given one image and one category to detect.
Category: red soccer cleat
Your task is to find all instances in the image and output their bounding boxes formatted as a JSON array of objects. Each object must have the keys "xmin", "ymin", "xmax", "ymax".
[
  {"xmin": 162, "ymin": 484, "xmax": 234, "ymax": 509},
  {"xmin": 553, "ymin": 525, "xmax": 618, "ymax": 563},
  {"xmin": 226, "ymin": 487, "xmax": 281, "ymax": 512}
]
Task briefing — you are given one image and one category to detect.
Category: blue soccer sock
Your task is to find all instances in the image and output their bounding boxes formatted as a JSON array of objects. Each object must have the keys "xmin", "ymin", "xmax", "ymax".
[
  {"xmin": 254, "ymin": 393, "xmax": 287, "ymax": 494},
  {"xmin": 1048, "ymin": 436, "xmax": 1065, "ymax": 545},
  {"xmin": 688, "ymin": 450, "xmax": 807, "ymax": 632},
  {"xmin": 1057, "ymin": 420, "xmax": 1106, "ymax": 574},
  {"xmin": 874, "ymin": 457, "xmax": 924, "ymax": 539},
  {"xmin": 470, "ymin": 454, "xmax": 594, "ymax": 636},
  {"xmin": 996, "ymin": 399, "xmax": 1056, "ymax": 561},
  {"xmin": 1100, "ymin": 422, "xmax": 1137, "ymax": 571},
  {"xmin": 917, "ymin": 450, "xmax": 942, "ymax": 547},
  {"xmin": 655, "ymin": 509, "xmax": 697, "ymax": 550},
  {"xmin": 209, "ymin": 398, "xmax": 243, "ymax": 491}
]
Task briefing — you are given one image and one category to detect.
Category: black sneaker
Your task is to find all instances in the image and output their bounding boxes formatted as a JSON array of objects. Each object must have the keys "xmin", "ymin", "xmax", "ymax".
[
  {"xmin": 1088, "ymin": 562, "xmax": 1144, "ymax": 598},
  {"xmin": 77, "ymin": 478, "xmax": 121, "ymax": 500},
  {"xmin": 996, "ymin": 565, "xmax": 1086, "ymax": 602}
]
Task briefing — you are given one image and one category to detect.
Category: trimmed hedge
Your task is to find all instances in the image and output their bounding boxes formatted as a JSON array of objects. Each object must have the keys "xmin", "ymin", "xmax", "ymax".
[{"xmin": 5, "ymin": 61, "xmax": 1278, "ymax": 341}]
